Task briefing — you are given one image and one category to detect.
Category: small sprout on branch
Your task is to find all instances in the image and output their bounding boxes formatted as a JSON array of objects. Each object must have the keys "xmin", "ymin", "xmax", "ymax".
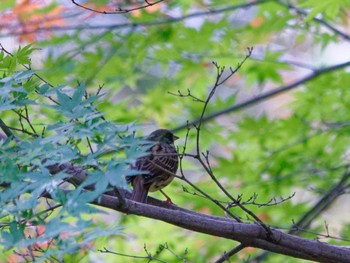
[
  {"xmin": 168, "ymin": 89, "xmax": 205, "ymax": 103},
  {"xmin": 99, "ymin": 243, "xmax": 188, "ymax": 262}
]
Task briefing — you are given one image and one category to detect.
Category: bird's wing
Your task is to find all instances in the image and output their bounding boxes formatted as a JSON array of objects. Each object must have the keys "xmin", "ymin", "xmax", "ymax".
[{"xmin": 136, "ymin": 143, "xmax": 178, "ymax": 185}]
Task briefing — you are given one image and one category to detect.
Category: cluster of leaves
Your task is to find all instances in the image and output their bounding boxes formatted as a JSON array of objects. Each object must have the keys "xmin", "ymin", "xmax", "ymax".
[{"xmin": 0, "ymin": 47, "xmax": 154, "ymax": 261}]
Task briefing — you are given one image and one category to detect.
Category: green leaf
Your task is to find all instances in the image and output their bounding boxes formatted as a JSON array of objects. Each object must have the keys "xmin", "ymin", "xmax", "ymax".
[
  {"xmin": 15, "ymin": 45, "xmax": 39, "ymax": 65},
  {"xmin": 0, "ymin": 221, "xmax": 25, "ymax": 248},
  {"xmin": 0, "ymin": 70, "xmax": 39, "ymax": 84}
]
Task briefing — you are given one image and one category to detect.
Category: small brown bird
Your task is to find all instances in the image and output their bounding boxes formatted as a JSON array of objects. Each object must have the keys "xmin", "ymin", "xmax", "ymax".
[{"xmin": 127, "ymin": 129, "xmax": 179, "ymax": 203}]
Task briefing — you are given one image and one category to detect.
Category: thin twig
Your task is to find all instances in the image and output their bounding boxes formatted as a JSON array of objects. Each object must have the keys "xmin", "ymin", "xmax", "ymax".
[
  {"xmin": 215, "ymin": 243, "xmax": 246, "ymax": 263},
  {"xmin": 71, "ymin": 0, "xmax": 164, "ymax": 14},
  {"xmin": 168, "ymin": 89, "xmax": 206, "ymax": 103},
  {"xmin": 98, "ymin": 247, "xmax": 168, "ymax": 263}
]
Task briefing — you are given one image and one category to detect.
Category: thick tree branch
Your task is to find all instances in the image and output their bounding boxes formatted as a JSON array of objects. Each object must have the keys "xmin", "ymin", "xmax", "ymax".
[
  {"xmin": 0, "ymin": 118, "xmax": 15, "ymax": 139},
  {"xmin": 290, "ymin": 171, "xmax": 350, "ymax": 235},
  {"xmin": 277, "ymin": 0, "xmax": 350, "ymax": 41},
  {"xmin": 42, "ymin": 189, "xmax": 350, "ymax": 263},
  {"xmin": 173, "ymin": 60, "xmax": 350, "ymax": 132}
]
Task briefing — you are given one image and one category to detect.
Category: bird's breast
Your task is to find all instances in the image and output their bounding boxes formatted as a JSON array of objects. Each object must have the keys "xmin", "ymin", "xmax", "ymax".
[{"xmin": 149, "ymin": 174, "xmax": 175, "ymax": 192}]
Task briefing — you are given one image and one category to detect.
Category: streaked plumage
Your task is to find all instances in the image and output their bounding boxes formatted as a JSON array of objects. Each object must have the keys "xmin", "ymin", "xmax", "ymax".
[{"xmin": 126, "ymin": 129, "xmax": 179, "ymax": 203}]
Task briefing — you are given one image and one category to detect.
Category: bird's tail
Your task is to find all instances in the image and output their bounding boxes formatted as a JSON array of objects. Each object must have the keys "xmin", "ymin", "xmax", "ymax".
[{"xmin": 131, "ymin": 176, "xmax": 149, "ymax": 203}]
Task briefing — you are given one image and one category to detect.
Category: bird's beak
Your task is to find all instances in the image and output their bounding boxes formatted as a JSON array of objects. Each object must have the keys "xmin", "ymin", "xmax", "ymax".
[{"xmin": 173, "ymin": 135, "xmax": 179, "ymax": 141}]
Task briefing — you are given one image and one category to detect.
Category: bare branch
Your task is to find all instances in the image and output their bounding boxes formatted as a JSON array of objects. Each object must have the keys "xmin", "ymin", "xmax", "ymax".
[
  {"xmin": 168, "ymin": 89, "xmax": 205, "ymax": 103},
  {"xmin": 178, "ymin": 49, "xmax": 274, "ymax": 238},
  {"xmin": 277, "ymin": 0, "xmax": 350, "ymax": 41},
  {"xmin": 98, "ymin": 246, "xmax": 168, "ymax": 263},
  {"xmin": 0, "ymin": 118, "xmax": 16, "ymax": 139},
  {"xmin": 215, "ymin": 243, "xmax": 246, "ymax": 263},
  {"xmin": 248, "ymin": 170, "xmax": 350, "ymax": 262},
  {"xmin": 173, "ymin": 60, "xmax": 350, "ymax": 132},
  {"xmin": 71, "ymin": 0, "xmax": 165, "ymax": 15}
]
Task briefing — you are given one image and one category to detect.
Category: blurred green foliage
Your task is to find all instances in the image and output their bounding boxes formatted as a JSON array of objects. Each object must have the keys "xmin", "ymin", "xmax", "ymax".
[{"xmin": 1, "ymin": 0, "xmax": 350, "ymax": 262}]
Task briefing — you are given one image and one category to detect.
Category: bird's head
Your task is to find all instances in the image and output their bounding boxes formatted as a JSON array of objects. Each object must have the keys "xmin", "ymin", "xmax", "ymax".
[{"xmin": 147, "ymin": 129, "xmax": 179, "ymax": 144}]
